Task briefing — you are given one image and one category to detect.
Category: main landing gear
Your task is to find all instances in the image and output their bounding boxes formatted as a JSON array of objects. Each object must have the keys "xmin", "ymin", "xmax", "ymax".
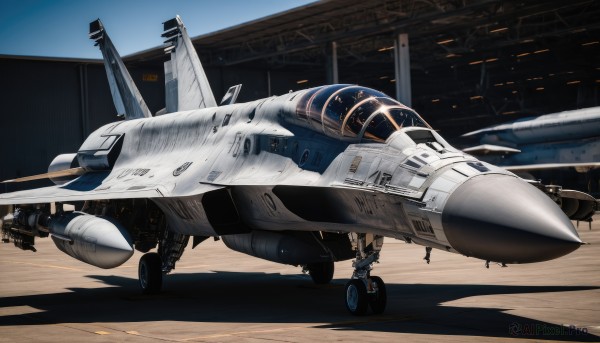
[
  {"xmin": 138, "ymin": 230, "xmax": 190, "ymax": 294},
  {"xmin": 139, "ymin": 252, "xmax": 162, "ymax": 294},
  {"xmin": 344, "ymin": 233, "xmax": 386, "ymax": 315},
  {"xmin": 303, "ymin": 261, "xmax": 335, "ymax": 284}
]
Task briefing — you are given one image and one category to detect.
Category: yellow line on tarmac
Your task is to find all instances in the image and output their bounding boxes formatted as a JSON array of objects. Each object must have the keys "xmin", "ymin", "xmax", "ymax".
[
  {"xmin": 176, "ymin": 315, "xmax": 416, "ymax": 341},
  {"xmin": 180, "ymin": 326, "xmax": 303, "ymax": 341},
  {"xmin": 168, "ymin": 265, "xmax": 209, "ymax": 269},
  {"xmin": 5, "ymin": 260, "xmax": 83, "ymax": 271}
]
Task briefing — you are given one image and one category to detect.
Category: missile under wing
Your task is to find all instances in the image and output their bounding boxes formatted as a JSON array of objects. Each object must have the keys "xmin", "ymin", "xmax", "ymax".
[{"xmin": 0, "ymin": 17, "xmax": 585, "ymax": 316}]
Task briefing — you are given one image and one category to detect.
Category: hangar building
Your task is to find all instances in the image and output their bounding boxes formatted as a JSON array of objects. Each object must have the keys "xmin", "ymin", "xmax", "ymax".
[{"xmin": 1, "ymin": 0, "xmax": 599, "ymax": 189}]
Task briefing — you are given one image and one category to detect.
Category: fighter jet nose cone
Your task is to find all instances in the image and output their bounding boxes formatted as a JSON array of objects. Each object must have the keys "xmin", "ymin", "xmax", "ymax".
[{"xmin": 442, "ymin": 175, "xmax": 582, "ymax": 264}]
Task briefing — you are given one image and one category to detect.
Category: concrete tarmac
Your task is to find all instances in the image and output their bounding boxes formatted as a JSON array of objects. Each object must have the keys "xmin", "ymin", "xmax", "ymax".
[{"xmin": 1, "ymin": 216, "xmax": 599, "ymax": 342}]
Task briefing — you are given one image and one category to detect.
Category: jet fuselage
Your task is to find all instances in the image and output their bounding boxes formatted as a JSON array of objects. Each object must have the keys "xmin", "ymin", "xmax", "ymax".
[{"xmin": 75, "ymin": 85, "xmax": 582, "ymax": 264}]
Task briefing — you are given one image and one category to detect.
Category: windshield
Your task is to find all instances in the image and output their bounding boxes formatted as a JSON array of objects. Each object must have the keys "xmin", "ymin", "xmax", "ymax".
[{"xmin": 296, "ymin": 85, "xmax": 429, "ymax": 142}]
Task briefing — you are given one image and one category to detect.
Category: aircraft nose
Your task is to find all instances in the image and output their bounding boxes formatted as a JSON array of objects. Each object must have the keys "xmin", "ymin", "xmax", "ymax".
[{"xmin": 442, "ymin": 174, "xmax": 582, "ymax": 264}]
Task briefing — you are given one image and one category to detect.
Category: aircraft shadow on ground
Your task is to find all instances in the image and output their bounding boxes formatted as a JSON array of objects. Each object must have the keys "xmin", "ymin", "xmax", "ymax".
[{"xmin": 0, "ymin": 271, "xmax": 597, "ymax": 342}]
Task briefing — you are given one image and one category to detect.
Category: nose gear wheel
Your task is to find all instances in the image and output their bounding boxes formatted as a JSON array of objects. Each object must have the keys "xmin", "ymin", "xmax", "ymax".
[{"xmin": 344, "ymin": 233, "xmax": 386, "ymax": 315}]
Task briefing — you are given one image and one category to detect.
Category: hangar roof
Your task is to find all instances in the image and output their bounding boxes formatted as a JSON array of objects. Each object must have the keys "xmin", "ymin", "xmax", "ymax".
[{"xmin": 127, "ymin": 0, "xmax": 600, "ymax": 133}]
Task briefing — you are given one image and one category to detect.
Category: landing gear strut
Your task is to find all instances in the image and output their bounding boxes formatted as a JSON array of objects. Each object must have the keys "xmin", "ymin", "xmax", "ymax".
[
  {"xmin": 344, "ymin": 233, "xmax": 386, "ymax": 315},
  {"xmin": 137, "ymin": 229, "xmax": 190, "ymax": 294}
]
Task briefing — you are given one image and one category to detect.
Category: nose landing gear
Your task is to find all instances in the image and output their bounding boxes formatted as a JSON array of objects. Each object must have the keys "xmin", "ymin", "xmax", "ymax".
[
  {"xmin": 344, "ymin": 233, "xmax": 386, "ymax": 315},
  {"xmin": 303, "ymin": 261, "xmax": 335, "ymax": 284}
]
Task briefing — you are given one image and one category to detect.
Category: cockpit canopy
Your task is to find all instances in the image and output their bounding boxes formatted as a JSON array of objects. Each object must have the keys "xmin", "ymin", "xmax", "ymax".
[{"xmin": 296, "ymin": 85, "xmax": 430, "ymax": 142}]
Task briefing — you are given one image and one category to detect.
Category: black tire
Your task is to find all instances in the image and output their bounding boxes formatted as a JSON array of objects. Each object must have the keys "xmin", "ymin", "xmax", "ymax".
[
  {"xmin": 139, "ymin": 252, "xmax": 163, "ymax": 294},
  {"xmin": 345, "ymin": 279, "xmax": 368, "ymax": 315},
  {"xmin": 307, "ymin": 261, "xmax": 334, "ymax": 284},
  {"xmin": 368, "ymin": 276, "xmax": 387, "ymax": 314}
]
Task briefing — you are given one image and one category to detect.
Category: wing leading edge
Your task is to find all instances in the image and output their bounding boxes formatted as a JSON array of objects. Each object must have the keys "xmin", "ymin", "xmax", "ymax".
[
  {"xmin": 504, "ymin": 162, "xmax": 600, "ymax": 172},
  {"xmin": 0, "ymin": 172, "xmax": 223, "ymax": 206}
]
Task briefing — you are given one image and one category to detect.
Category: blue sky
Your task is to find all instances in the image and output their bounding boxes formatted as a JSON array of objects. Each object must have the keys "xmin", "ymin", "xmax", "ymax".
[{"xmin": 0, "ymin": 0, "xmax": 315, "ymax": 59}]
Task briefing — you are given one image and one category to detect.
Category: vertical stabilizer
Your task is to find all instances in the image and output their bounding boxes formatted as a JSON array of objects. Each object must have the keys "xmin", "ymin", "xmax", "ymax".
[
  {"xmin": 89, "ymin": 19, "xmax": 152, "ymax": 120},
  {"xmin": 162, "ymin": 16, "xmax": 217, "ymax": 112}
]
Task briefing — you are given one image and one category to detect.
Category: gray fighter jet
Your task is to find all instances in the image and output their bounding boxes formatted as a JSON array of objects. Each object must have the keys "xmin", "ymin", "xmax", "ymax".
[
  {"xmin": 462, "ymin": 108, "xmax": 600, "ymax": 224},
  {"xmin": 0, "ymin": 17, "xmax": 585, "ymax": 315},
  {"xmin": 462, "ymin": 107, "xmax": 600, "ymax": 172}
]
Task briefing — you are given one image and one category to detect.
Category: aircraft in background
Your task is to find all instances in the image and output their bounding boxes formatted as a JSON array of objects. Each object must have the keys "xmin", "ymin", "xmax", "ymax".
[
  {"xmin": 0, "ymin": 17, "xmax": 589, "ymax": 315},
  {"xmin": 462, "ymin": 107, "xmax": 600, "ymax": 224}
]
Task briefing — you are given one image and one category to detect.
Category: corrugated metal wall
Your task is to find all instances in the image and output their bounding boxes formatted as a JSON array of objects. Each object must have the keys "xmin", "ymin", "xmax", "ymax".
[
  {"xmin": 0, "ymin": 58, "xmax": 165, "ymax": 191},
  {"xmin": 1, "ymin": 59, "xmax": 85, "ymax": 190}
]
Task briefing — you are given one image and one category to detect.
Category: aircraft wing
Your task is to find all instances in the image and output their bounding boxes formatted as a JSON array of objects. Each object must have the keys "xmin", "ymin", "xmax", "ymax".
[
  {"xmin": 504, "ymin": 162, "xmax": 600, "ymax": 172},
  {"xmin": 462, "ymin": 144, "xmax": 520, "ymax": 155},
  {"xmin": 1, "ymin": 167, "xmax": 85, "ymax": 184},
  {"xmin": 0, "ymin": 172, "xmax": 222, "ymax": 205}
]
